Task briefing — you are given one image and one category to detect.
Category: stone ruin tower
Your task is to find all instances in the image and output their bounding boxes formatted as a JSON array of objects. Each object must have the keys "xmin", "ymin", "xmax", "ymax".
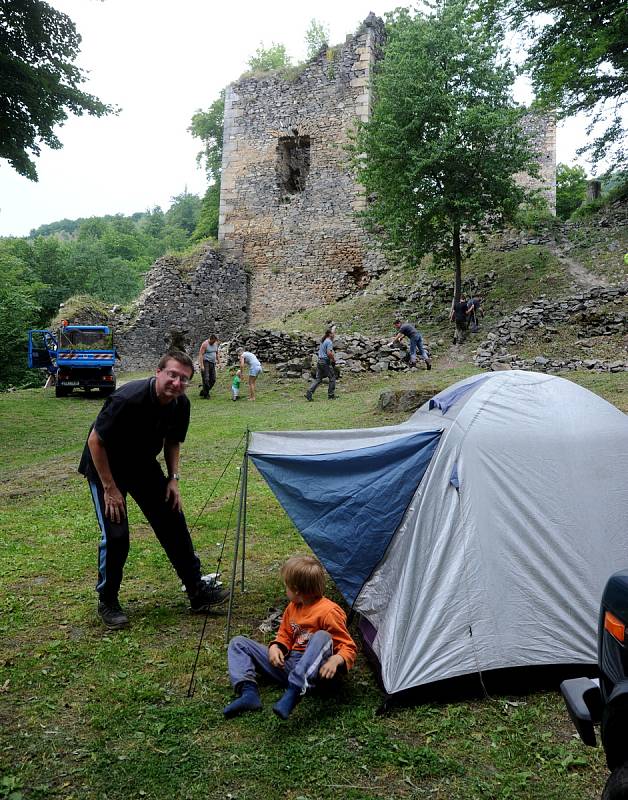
[
  {"xmin": 218, "ymin": 14, "xmax": 387, "ymax": 324},
  {"xmin": 218, "ymin": 13, "xmax": 556, "ymax": 325}
]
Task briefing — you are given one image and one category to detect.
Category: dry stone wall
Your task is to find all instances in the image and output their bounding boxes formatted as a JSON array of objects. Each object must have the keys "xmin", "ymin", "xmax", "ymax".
[
  {"xmin": 219, "ymin": 14, "xmax": 387, "ymax": 324},
  {"xmin": 225, "ymin": 328, "xmax": 433, "ymax": 378},
  {"xmin": 474, "ymin": 284, "xmax": 628, "ymax": 373}
]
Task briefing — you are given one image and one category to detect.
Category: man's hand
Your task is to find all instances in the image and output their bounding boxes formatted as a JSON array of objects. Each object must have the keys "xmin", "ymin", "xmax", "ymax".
[
  {"xmin": 103, "ymin": 483, "xmax": 126, "ymax": 523},
  {"xmin": 165, "ymin": 479, "xmax": 182, "ymax": 512},
  {"xmin": 268, "ymin": 644, "xmax": 285, "ymax": 669},
  {"xmin": 319, "ymin": 654, "xmax": 344, "ymax": 680}
]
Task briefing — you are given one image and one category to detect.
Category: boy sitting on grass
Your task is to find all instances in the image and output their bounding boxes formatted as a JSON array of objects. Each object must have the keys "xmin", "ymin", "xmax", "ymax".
[{"xmin": 223, "ymin": 555, "xmax": 357, "ymax": 720}]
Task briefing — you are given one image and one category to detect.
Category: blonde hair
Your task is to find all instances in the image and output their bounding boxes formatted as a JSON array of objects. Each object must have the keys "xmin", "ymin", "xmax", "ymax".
[{"xmin": 281, "ymin": 555, "xmax": 326, "ymax": 598}]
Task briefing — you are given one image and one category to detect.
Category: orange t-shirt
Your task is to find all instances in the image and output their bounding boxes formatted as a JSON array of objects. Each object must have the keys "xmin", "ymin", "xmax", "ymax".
[{"xmin": 271, "ymin": 596, "xmax": 357, "ymax": 670}]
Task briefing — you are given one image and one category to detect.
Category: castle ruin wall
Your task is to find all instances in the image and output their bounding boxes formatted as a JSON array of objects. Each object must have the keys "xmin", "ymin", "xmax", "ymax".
[
  {"xmin": 113, "ymin": 245, "xmax": 247, "ymax": 370},
  {"xmin": 219, "ymin": 15, "xmax": 387, "ymax": 324}
]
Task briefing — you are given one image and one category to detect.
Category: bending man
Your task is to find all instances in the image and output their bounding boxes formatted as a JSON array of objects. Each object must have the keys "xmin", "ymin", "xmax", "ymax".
[
  {"xmin": 390, "ymin": 320, "xmax": 431, "ymax": 369},
  {"xmin": 79, "ymin": 351, "xmax": 229, "ymax": 629}
]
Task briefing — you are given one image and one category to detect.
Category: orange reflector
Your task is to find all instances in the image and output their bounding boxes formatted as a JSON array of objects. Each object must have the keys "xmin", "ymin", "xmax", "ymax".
[{"xmin": 605, "ymin": 611, "xmax": 625, "ymax": 644}]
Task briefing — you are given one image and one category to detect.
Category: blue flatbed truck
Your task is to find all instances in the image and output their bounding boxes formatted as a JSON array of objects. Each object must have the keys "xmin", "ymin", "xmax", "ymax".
[{"xmin": 28, "ymin": 323, "xmax": 117, "ymax": 398}]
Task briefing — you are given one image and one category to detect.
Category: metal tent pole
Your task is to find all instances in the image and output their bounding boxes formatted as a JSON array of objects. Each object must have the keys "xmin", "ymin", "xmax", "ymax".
[
  {"xmin": 240, "ymin": 430, "xmax": 250, "ymax": 591},
  {"xmin": 225, "ymin": 447, "xmax": 247, "ymax": 643}
]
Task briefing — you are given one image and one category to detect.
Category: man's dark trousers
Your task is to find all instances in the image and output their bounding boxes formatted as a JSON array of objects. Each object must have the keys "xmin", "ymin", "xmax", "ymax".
[
  {"xmin": 88, "ymin": 459, "xmax": 201, "ymax": 602},
  {"xmin": 307, "ymin": 361, "xmax": 336, "ymax": 398},
  {"xmin": 201, "ymin": 361, "xmax": 216, "ymax": 397}
]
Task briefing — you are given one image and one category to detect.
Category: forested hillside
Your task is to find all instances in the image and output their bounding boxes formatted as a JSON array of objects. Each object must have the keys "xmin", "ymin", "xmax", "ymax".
[{"xmin": 0, "ymin": 191, "xmax": 204, "ymax": 389}]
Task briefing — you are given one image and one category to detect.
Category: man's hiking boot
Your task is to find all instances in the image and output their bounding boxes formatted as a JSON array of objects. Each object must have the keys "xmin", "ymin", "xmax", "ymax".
[
  {"xmin": 98, "ymin": 599, "xmax": 129, "ymax": 630},
  {"xmin": 305, "ymin": 393, "xmax": 313, "ymax": 401},
  {"xmin": 189, "ymin": 584, "xmax": 230, "ymax": 612},
  {"xmin": 425, "ymin": 359, "xmax": 432, "ymax": 370}
]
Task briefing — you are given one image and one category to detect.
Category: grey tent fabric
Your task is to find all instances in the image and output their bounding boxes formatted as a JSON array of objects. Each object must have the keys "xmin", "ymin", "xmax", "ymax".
[{"xmin": 250, "ymin": 371, "xmax": 628, "ymax": 695}]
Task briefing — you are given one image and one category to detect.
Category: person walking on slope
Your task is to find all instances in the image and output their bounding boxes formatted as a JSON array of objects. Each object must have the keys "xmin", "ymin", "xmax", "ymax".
[
  {"xmin": 79, "ymin": 351, "xmax": 229, "ymax": 630},
  {"xmin": 466, "ymin": 295, "xmax": 484, "ymax": 333},
  {"xmin": 390, "ymin": 320, "xmax": 431, "ymax": 369},
  {"xmin": 306, "ymin": 328, "xmax": 337, "ymax": 401},
  {"xmin": 198, "ymin": 334, "xmax": 221, "ymax": 399},
  {"xmin": 449, "ymin": 295, "xmax": 470, "ymax": 344}
]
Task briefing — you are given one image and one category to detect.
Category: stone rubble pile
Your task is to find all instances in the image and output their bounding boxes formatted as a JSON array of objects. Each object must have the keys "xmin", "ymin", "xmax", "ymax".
[
  {"xmin": 474, "ymin": 284, "xmax": 628, "ymax": 373},
  {"xmin": 225, "ymin": 329, "xmax": 432, "ymax": 378}
]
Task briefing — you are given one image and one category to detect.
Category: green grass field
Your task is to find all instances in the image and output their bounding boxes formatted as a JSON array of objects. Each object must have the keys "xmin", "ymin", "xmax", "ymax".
[{"xmin": 2, "ymin": 365, "xmax": 626, "ymax": 800}]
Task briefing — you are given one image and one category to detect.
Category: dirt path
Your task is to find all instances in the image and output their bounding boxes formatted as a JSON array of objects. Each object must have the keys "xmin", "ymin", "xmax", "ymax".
[{"xmin": 546, "ymin": 238, "xmax": 609, "ymax": 290}]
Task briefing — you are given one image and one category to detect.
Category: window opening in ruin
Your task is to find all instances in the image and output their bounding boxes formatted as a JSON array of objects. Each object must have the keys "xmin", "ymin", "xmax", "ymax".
[{"xmin": 276, "ymin": 133, "xmax": 311, "ymax": 196}]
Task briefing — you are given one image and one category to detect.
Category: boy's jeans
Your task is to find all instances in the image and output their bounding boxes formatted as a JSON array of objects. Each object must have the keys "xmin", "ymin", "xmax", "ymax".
[{"xmin": 228, "ymin": 631, "xmax": 333, "ymax": 695}]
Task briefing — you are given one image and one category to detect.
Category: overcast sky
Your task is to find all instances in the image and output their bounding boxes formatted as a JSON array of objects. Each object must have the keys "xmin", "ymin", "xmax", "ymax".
[{"xmin": 0, "ymin": 0, "xmax": 597, "ymax": 237}]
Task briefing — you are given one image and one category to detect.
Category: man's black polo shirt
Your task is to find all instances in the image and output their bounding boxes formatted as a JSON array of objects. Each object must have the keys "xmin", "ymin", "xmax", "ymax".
[{"xmin": 78, "ymin": 378, "xmax": 190, "ymax": 482}]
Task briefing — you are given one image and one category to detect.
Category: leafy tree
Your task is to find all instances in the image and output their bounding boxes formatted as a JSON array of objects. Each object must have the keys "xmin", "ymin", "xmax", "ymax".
[
  {"xmin": 305, "ymin": 18, "xmax": 330, "ymax": 59},
  {"xmin": 0, "ymin": 0, "xmax": 114, "ymax": 180},
  {"xmin": 190, "ymin": 92, "xmax": 224, "ymax": 184},
  {"xmin": 193, "ymin": 183, "xmax": 220, "ymax": 241},
  {"xmin": 189, "ymin": 92, "xmax": 225, "ymax": 241},
  {"xmin": 30, "ymin": 235, "xmax": 71, "ymax": 319},
  {"xmin": 351, "ymin": 1, "xmax": 537, "ymax": 299},
  {"xmin": 247, "ymin": 42, "xmax": 291, "ymax": 72},
  {"xmin": 555, "ymin": 163, "xmax": 588, "ymax": 220},
  {"xmin": 0, "ymin": 243, "xmax": 43, "ymax": 388},
  {"xmin": 140, "ymin": 207, "xmax": 166, "ymax": 240},
  {"xmin": 63, "ymin": 238, "xmax": 140, "ymax": 303},
  {"xmin": 482, "ymin": 0, "xmax": 627, "ymax": 168},
  {"xmin": 165, "ymin": 191, "xmax": 201, "ymax": 236}
]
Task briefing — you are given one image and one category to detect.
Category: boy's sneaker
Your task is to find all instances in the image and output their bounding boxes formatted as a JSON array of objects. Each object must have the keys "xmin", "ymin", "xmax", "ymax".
[
  {"xmin": 328, "ymin": 395, "xmax": 337, "ymax": 400},
  {"xmin": 305, "ymin": 393, "xmax": 313, "ymax": 401},
  {"xmin": 98, "ymin": 599, "xmax": 129, "ymax": 630},
  {"xmin": 189, "ymin": 584, "xmax": 230, "ymax": 612}
]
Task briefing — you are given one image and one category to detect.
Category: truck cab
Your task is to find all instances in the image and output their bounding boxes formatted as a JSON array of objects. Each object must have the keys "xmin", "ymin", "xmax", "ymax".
[{"xmin": 28, "ymin": 324, "xmax": 117, "ymax": 397}]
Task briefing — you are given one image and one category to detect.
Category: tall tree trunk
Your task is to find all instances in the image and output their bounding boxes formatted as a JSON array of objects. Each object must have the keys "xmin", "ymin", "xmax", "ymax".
[{"xmin": 453, "ymin": 222, "xmax": 462, "ymax": 301}]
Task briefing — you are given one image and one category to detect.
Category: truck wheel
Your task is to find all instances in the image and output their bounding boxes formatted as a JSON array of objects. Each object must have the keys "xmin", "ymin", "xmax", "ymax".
[
  {"xmin": 55, "ymin": 385, "xmax": 68, "ymax": 398},
  {"xmin": 603, "ymin": 763, "xmax": 628, "ymax": 800}
]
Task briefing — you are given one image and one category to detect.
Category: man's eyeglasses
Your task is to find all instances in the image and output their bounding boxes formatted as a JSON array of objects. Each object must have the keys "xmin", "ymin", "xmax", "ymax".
[{"xmin": 164, "ymin": 370, "xmax": 191, "ymax": 386}]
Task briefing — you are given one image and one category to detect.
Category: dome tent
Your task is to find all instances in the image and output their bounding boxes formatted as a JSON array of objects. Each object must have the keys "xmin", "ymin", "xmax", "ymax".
[{"xmin": 247, "ymin": 371, "xmax": 628, "ymax": 698}]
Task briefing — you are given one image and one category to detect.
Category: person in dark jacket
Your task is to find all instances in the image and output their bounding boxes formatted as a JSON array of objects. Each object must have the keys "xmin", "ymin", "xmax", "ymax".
[{"xmin": 449, "ymin": 295, "xmax": 470, "ymax": 344}]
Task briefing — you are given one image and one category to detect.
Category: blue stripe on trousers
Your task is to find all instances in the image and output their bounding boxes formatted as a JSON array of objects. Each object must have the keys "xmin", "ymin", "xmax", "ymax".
[{"xmin": 89, "ymin": 481, "xmax": 108, "ymax": 595}]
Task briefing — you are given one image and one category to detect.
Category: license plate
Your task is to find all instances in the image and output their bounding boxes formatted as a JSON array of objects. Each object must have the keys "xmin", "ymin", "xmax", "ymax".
[{"xmin": 62, "ymin": 381, "xmax": 79, "ymax": 386}]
